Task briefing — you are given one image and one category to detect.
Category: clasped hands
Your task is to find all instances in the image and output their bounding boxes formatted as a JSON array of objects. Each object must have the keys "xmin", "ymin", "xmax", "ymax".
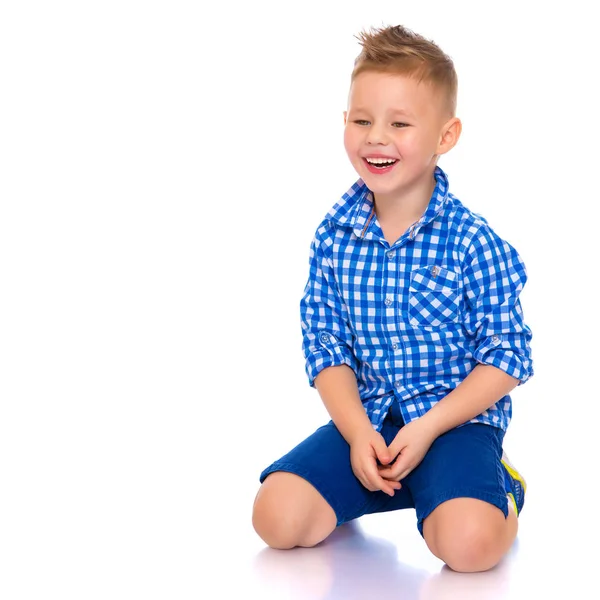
[{"xmin": 349, "ymin": 419, "xmax": 437, "ymax": 497}]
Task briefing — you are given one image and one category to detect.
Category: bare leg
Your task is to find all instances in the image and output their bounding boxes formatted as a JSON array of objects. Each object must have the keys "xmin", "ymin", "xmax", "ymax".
[
  {"xmin": 252, "ymin": 472, "xmax": 338, "ymax": 549},
  {"xmin": 422, "ymin": 497, "xmax": 518, "ymax": 573}
]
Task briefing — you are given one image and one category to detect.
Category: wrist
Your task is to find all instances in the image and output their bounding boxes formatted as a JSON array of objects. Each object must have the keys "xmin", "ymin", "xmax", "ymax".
[
  {"xmin": 344, "ymin": 419, "xmax": 375, "ymax": 445},
  {"xmin": 417, "ymin": 410, "xmax": 445, "ymax": 440}
]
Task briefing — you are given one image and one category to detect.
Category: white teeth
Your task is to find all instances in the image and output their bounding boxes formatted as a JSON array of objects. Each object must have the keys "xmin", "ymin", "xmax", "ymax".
[{"xmin": 366, "ymin": 157, "xmax": 396, "ymax": 165}]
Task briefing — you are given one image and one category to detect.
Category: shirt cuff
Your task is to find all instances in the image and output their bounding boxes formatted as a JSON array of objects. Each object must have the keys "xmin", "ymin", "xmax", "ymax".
[
  {"xmin": 305, "ymin": 331, "xmax": 357, "ymax": 386},
  {"xmin": 474, "ymin": 333, "xmax": 533, "ymax": 384}
]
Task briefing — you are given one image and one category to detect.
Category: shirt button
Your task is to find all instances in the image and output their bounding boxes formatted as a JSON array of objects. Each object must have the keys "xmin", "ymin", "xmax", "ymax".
[
  {"xmin": 395, "ymin": 381, "xmax": 402, "ymax": 389},
  {"xmin": 384, "ymin": 297, "xmax": 393, "ymax": 306},
  {"xmin": 491, "ymin": 335, "xmax": 501, "ymax": 345},
  {"xmin": 387, "ymin": 251, "xmax": 395, "ymax": 260},
  {"xmin": 319, "ymin": 333, "xmax": 330, "ymax": 343},
  {"xmin": 392, "ymin": 343, "xmax": 398, "ymax": 350}
]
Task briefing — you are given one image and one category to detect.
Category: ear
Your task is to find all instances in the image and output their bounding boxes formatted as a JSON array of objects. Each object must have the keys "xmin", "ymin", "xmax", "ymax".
[
  {"xmin": 437, "ymin": 117, "xmax": 462, "ymax": 155},
  {"xmin": 343, "ymin": 111, "xmax": 348, "ymax": 125}
]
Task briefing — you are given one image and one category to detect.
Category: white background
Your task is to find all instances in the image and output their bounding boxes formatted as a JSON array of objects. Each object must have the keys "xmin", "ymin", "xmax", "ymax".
[{"xmin": 1, "ymin": 1, "xmax": 598, "ymax": 598}]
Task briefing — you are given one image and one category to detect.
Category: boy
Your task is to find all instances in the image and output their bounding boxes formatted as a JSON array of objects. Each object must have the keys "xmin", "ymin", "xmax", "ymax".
[{"xmin": 252, "ymin": 24, "xmax": 533, "ymax": 573}]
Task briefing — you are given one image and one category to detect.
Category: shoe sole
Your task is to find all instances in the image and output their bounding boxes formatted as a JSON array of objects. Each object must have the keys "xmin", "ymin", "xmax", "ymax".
[{"xmin": 501, "ymin": 451, "xmax": 527, "ymax": 492}]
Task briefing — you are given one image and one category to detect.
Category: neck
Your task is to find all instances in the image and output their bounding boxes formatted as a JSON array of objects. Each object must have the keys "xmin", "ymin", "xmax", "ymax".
[{"xmin": 374, "ymin": 172, "xmax": 437, "ymax": 225}]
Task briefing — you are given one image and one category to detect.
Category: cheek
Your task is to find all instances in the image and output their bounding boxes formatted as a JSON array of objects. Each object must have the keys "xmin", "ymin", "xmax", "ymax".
[
  {"xmin": 395, "ymin": 133, "xmax": 423, "ymax": 155},
  {"xmin": 343, "ymin": 129, "xmax": 359, "ymax": 158}
]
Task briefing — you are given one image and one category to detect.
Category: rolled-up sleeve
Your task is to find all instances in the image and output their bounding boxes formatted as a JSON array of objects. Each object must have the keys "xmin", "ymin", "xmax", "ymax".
[
  {"xmin": 462, "ymin": 225, "xmax": 533, "ymax": 384},
  {"xmin": 300, "ymin": 224, "xmax": 357, "ymax": 386}
]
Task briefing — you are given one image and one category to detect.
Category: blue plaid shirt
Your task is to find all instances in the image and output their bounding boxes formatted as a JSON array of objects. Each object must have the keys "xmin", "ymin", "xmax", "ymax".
[{"xmin": 300, "ymin": 166, "xmax": 533, "ymax": 432}]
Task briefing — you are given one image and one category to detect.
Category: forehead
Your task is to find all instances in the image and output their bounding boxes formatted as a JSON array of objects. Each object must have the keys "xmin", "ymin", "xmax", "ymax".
[{"xmin": 348, "ymin": 71, "xmax": 442, "ymax": 115}]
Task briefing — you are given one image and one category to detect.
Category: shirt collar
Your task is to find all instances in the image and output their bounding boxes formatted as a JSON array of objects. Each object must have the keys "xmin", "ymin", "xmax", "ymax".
[{"xmin": 327, "ymin": 166, "xmax": 450, "ymax": 240}]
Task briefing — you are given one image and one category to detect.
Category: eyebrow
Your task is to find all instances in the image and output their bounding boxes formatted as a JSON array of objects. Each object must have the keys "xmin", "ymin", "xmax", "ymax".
[
  {"xmin": 351, "ymin": 107, "xmax": 415, "ymax": 119},
  {"xmin": 390, "ymin": 109, "xmax": 414, "ymax": 118}
]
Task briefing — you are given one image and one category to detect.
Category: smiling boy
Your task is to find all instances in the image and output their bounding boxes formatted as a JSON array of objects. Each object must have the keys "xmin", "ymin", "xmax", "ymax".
[{"xmin": 252, "ymin": 25, "xmax": 533, "ymax": 573}]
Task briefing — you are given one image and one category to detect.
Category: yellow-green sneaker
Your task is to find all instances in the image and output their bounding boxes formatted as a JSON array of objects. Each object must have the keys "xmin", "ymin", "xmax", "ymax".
[{"xmin": 501, "ymin": 451, "xmax": 527, "ymax": 516}]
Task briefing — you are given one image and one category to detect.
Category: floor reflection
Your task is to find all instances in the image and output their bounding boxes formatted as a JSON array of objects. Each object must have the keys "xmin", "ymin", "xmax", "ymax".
[{"xmin": 253, "ymin": 521, "xmax": 518, "ymax": 600}]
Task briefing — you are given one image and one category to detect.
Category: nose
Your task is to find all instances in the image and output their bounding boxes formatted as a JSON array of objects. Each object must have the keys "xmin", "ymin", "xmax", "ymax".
[{"xmin": 365, "ymin": 122, "xmax": 388, "ymax": 145}]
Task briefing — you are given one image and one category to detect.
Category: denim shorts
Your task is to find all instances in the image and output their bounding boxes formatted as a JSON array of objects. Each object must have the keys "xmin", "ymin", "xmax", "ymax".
[{"xmin": 259, "ymin": 401, "xmax": 508, "ymax": 535}]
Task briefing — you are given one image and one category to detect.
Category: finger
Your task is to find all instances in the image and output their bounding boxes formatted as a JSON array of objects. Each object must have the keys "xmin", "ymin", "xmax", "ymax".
[
  {"xmin": 382, "ymin": 464, "xmax": 413, "ymax": 483},
  {"xmin": 353, "ymin": 466, "xmax": 374, "ymax": 491},
  {"xmin": 358, "ymin": 471, "xmax": 378, "ymax": 493},
  {"xmin": 372, "ymin": 436, "xmax": 391, "ymax": 465},
  {"xmin": 386, "ymin": 438, "xmax": 404, "ymax": 462},
  {"xmin": 358, "ymin": 473, "xmax": 376, "ymax": 492},
  {"xmin": 395, "ymin": 468, "xmax": 412, "ymax": 482},
  {"xmin": 364, "ymin": 463, "xmax": 401, "ymax": 496},
  {"xmin": 378, "ymin": 454, "xmax": 409, "ymax": 480},
  {"xmin": 378, "ymin": 477, "xmax": 401, "ymax": 495}
]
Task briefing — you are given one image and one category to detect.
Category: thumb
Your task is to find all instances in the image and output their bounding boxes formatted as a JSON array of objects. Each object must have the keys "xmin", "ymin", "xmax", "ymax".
[
  {"xmin": 372, "ymin": 436, "xmax": 391, "ymax": 465},
  {"xmin": 387, "ymin": 437, "xmax": 402, "ymax": 461}
]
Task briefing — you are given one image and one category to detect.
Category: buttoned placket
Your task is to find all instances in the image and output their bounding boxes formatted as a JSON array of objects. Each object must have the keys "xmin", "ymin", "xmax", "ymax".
[
  {"xmin": 353, "ymin": 188, "xmax": 442, "ymax": 404},
  {"xmin": 381, "ymin": 235, "xmax": 413, "ymax": 399}
]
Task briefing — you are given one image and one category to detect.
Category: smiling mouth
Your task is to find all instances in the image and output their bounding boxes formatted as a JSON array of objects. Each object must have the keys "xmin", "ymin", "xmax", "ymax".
[
  {"xmin": 364, "ymin": 158, "xmax": 398, "ymax": 168},
  {"xmin": 363, "ymin": 157, "xmax": 398, "ymax": 171}
]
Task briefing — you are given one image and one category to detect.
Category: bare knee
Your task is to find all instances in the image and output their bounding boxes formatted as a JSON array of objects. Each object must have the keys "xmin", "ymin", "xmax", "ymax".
[
  {"xmin": 252, "ymin": 479, "xmax": 300, "ymax": 550},
  {"xmin": 252, "ymin": 472, "xmax": 336, "ymax": 550},
  {"xmin": 424, "ymin": 499, "xmax": 510, "ymax": 573},
  {"xmin": 437, "ymin": 522, "xmax": 503, "ymax": 572}
]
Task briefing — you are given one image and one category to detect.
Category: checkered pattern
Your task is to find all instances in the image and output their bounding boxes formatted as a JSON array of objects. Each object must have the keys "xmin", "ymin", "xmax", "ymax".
[{"xmin": 300, "ymin": 167, "xmax": 533, "ymax": 432}]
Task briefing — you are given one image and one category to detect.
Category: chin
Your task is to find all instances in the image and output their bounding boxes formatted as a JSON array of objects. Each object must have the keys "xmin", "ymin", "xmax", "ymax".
[{"xmin": 363, "ymin": 178, "xmax": 402, "ymax": 194}]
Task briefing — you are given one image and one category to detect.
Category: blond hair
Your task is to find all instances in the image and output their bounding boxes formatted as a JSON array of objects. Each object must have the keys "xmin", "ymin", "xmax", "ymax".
[{"xmin": 351, "ymin": 25, "xmax": 458, "ymax": 116}]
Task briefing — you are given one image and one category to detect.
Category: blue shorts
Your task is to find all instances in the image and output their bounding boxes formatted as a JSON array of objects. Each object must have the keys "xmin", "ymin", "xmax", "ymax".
[{"xmin": 259, "ymin": 402, "xmax": 508, "ymax": 535}]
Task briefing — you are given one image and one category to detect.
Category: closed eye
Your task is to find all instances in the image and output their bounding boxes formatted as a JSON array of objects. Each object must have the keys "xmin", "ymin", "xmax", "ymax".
[{"xmin": 352, "ymin": 120, "xmax": 409, "ymax": 128}]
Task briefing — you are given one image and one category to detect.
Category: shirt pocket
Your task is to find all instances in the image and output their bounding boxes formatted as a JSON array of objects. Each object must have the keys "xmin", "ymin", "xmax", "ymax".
[{"xmin": 408, "ymin": 266, "xmax": 461, "ymax": 327}]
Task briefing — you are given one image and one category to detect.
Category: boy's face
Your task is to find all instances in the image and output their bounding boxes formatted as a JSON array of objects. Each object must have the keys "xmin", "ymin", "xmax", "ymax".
[{"xmin": 343, "ymin": 71, "xmax": 459, "ymax": 203}]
